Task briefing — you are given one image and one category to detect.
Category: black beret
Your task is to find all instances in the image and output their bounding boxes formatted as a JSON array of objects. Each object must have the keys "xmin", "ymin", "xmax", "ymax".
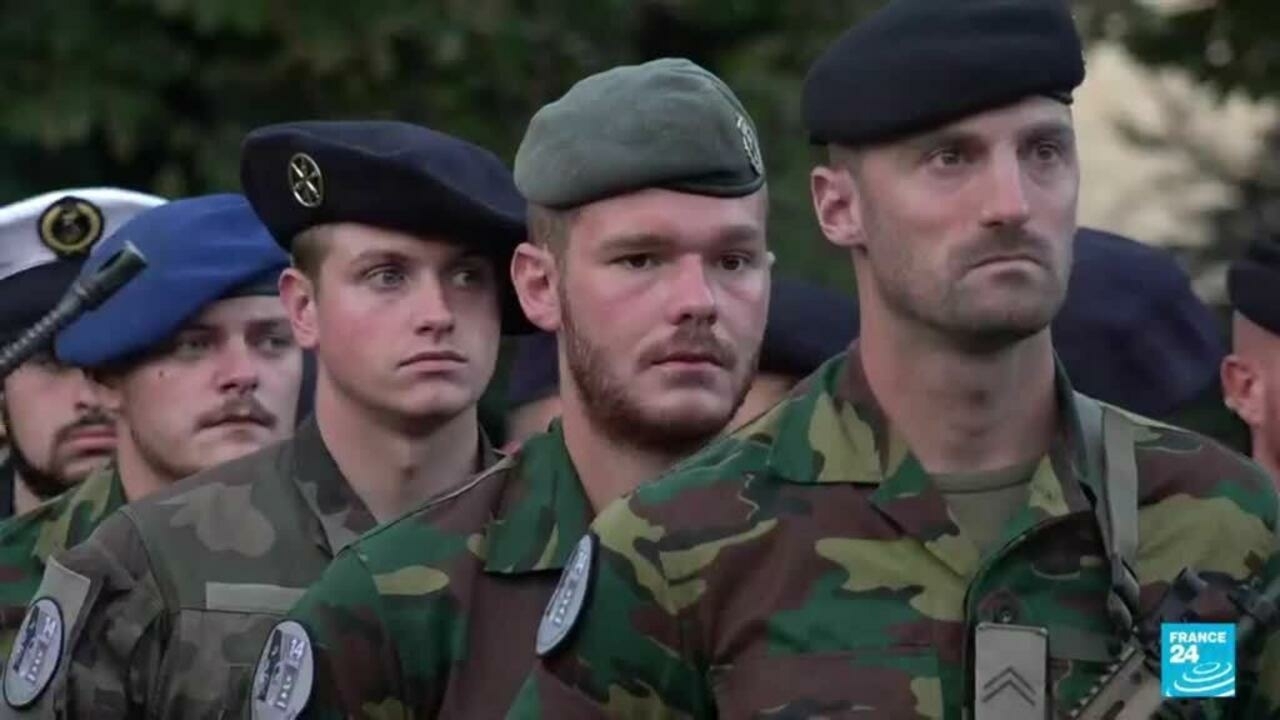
[
  {"xmin": 1053, "ymin": 228, "xmax": 1225, "ymax": 417},
  {"xmin": 803, "ymin": 0, "xmax": 1085, "ymax": 146},
  {"xmin": 1227, "ymin": 235, "xmax": 1280, "ymax": 336},
  {"xmin": 240, "ymin": 120, "xmax": 533, "ymax": 333},
  {"xmin": 504, "ymin": 277, "xmax": 861, "ymax": 410}
]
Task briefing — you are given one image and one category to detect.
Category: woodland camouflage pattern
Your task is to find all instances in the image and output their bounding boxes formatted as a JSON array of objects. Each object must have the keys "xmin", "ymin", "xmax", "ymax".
[
  {"xmin": 0, "ymin": 465, "xmax": 124, "ymax": 656},
  {"xmin": 511, "ymin": 347, "xmax": 1280, "ymax": 719},
  {"xmin": 0, "ymin": 419, "xmax": 420, "ymax": 720},
  {"xmin": 274, "ymin": 422, "xmax": 591, "ymax": 719}
]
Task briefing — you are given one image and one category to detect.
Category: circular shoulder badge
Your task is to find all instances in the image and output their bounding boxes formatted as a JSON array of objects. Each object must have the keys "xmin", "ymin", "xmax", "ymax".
[
  {"xmin": 287, "ymin": 153, "xmax": 324, "ymax": 209},
  {"xmin": 38, "ymin": 197, "xmax": 104, "ymax": 258},
  {"xmin": 250, "ymin": 620, "xmax": 314, "ymax": 720},
  {"xmin": 3, "ymin": 597, "xmax": 64, "ymax": 708},
  {"xmin": 535, "ymin": 533, "xmax": 595, "ymax": 657}
]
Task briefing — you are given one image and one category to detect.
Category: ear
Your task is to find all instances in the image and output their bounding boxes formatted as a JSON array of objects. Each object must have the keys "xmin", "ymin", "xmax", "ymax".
[
  {"xmin": 279, "ymin": 268, "xmax": 320, "ymax": 350},
  {"xmin": 1222, "ymin": 354, "xmax": 1264, "ymax": 427},
  {"xmin": 510, "ymin": 242, "xmax": 562, "ymax": 333},
  {"xmin": 810, "ymin": 163, "xmax": 864, "ymax": 250}
]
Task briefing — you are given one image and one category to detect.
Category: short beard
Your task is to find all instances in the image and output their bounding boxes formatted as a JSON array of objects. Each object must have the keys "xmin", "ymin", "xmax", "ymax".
[
  {"xmin": 560, "ymin": 293, "xmax": 753, "ymax": 458},
  {"xmin": 0, "ymin": 404, "xmax": 72, "ymax": 500}
]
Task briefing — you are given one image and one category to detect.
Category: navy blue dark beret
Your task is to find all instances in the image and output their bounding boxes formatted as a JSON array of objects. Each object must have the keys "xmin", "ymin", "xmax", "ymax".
[
  {"xmin": 505, "ymin": 276, "xmax": 861, "ymax": 408},
  {"xmin": 803, "ymin": 0, "xmax": 1085, "ymax": 146},
  {"xmin": 0, "ymin": 188, "xmax": 165, "ymax": 347},
  {"xmin": 56, "ymin": 194, "xmax": 289, "ymax": 369},
  {"xmin": 1053, "ymin": 227, "xmax": 1225, "ymax": 417},
  {"xmin": 1227, "ymin": 236, "xmax": 1280, "ymax": 336},
  {"xmin": 240, "ymin": 120, "xmax": 532, "ymax": 333}
]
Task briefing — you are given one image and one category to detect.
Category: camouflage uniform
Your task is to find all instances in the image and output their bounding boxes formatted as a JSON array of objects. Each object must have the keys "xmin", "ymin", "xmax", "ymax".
[
  {"xmin": 258, "ymin": 422, "xmax": 589, "ymax": 719},
  {"xmin": 512, "ymin": 347, "xmax": 1280, "ymax": 718},
  {"xmin": 0, "ymin": 419, "xmax": 494, "ymax": 719},
  {"xmin": 0, "ymin": 465, "xmax": 124, "ymax": 655}
]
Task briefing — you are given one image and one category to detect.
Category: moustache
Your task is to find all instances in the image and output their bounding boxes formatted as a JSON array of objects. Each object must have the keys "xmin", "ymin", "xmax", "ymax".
[
  {"xmin": 54, "ymin": 411, "xmax": 115, "ymax": 445},
  {"xmin": 196, "ymin": 397, "xmax": 277, "ymax": 431},
  {"xmin": 962, "ymin": 228, "xmax": 1053, "ymax": 268},
  {"xmin": 640, "ymin": 326, "xmax": 735, "ymax": 368}
]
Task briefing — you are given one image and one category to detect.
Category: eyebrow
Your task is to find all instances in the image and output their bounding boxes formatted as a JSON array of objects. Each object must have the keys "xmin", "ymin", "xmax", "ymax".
[{"xmin": 598, "ymin": 224, "xmax": 765, "ymax": 254}]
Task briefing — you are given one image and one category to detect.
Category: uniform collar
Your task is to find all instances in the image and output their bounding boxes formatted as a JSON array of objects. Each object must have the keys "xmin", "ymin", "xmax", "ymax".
[
  {"xmin": 760, "ymin": 343, "xmax": 1097, "ymax": 578},
  {"xmin": 291, "ymin": 417, "xmax": 378, "ymax": 556},
  {"xmin": 30, "ymin": 463, "xmax": 125, "ymax": 562},
  {"xmin": 482, "ymin": 421, "xmax": 592, "ymax": 575}
]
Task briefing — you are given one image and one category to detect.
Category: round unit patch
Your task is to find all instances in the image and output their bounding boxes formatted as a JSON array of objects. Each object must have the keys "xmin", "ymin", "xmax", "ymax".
[
  {"xmin": 3, "ymin": 597, "xmax": 64, "ymax": 708},
  {"xmin": 38, "ymin": 197, "xmax": 104, "ymax": 258},
  {"xmin": 535, "ymin": 533, "xmax": 595, "ymax": 657},
  {"xmin": 250, "ymin": 620, "xmax": 314, "ymax": 720}
]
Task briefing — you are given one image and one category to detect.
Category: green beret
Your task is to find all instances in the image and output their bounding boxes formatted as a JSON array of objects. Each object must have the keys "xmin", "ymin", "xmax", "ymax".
[{"xmin": 515, "ymin": 57, "xmax": 765, "ymax": 209}]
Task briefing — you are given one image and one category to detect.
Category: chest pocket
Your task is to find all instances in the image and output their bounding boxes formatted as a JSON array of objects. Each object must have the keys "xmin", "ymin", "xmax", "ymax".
[{"xmin": 711, "ymin": 647, "xmax": 944, "ymax": 720}]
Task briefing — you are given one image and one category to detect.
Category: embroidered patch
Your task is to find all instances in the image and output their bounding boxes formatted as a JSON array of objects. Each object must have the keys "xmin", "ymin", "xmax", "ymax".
[
  {"xmin": 250, "ymin": 620, "xmax": 314, "ymax": 720},
  {"xmin": 3, "ymin": 598, "xmax": 64, "ymax": 708},
  {"xmin": 535, "ymin": 533, "xmax": 595, "ymax": 656}
]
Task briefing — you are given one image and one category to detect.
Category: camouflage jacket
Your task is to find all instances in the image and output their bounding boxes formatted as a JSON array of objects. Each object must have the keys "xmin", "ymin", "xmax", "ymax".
[
  {"xmin": 511, "ymin": 348, "xmax": 1280, "ymax": 719},
  {"xmin": 0, "ymin": 465, "xmax": 124, "ymax": 656},
  {"xmin": 252, "ymin": 422, "xmax": 590, "ymax": 719},
  {"xmin": 0, "ymin": 418, "xmax": 495, "ymax": 720}
]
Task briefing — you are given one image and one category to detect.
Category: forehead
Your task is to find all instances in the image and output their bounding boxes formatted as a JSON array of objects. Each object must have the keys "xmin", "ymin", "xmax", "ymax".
[
  {"xmin": 569, "ymin": 188, "xmax": 766, "ymax": 248},
  {"xmin": 322, "ymin": 223, "xmax": 481, "ymax": 264},
  {"xmin": 897, "ymin": 96, "xmax": 1074, "ymax": 146},
  {"xmin": 182, "ymin": 295, "xmax": 288, "ymax": 330}
]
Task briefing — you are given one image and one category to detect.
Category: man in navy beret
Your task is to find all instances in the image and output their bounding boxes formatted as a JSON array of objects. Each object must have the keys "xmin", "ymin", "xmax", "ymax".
[
  {"xmin": 0, "ymin": 188, "xmax": 164, "ymax": 521},
  {"xmin": 1222, "ymin": 236, "xmax": 1280, "ymax": 485},
  {"xmin": 513, "ymin": 0, "xmax": 1280, "ymax": 717},
  {"xmin": 1, "ymin": 121, "xmax": 526, "ymax": 719},
  {"xmin": 0, "ymin": 192, "xmax": 304, "ymax": 705}
]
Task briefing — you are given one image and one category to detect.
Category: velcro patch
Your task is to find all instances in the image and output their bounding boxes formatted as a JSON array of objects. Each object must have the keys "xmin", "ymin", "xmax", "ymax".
[
  {"xmin": 250, "ymin": 620, "xmax": 314, "ymax": 720},
  {"xmin": 3, "ymin": 598, "xmax": 63, "ymax": 708},
  {"xmin": 536, "ymin": 533, "xmax": 595, "ymax": 657}
]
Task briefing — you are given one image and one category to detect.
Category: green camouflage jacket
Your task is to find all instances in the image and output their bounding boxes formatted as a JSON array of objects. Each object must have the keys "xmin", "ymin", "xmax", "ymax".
[
  {"xmin": 0, "ymin": 465, "xmax": 124, "ymax": 656},
  {"xmin": 251, "ymin": 422, "xmax": 590, "ymax": 719},
  {"xmin": 0, "ymin": 419, "xmax": 496, "ymax": 720},
  {"xmin": 511, "ymin": 348, "xmax": 1280, "ymax": 719}
]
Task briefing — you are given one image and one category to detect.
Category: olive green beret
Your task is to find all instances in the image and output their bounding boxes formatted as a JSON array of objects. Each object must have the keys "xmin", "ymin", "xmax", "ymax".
[{"xmin": 515, "ymin": 57, "xmax": 765, "ymax": 209}]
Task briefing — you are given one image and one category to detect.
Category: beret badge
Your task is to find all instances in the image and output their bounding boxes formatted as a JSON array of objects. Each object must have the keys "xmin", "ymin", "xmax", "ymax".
[
  {"xmin": 38, "ymin": 197, "xmax": 103, "ymax": 258},
  {"xmin": 288, "ymin": 153, "xmax": 324, "ymax": 209}
]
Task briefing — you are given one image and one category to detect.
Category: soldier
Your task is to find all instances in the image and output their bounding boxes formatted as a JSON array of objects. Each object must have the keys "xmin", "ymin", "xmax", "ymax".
[
  {"xmin": 512, "ymin": 1, "xmax": 1280, "ymax": 717},
  {"xmin": 0, "ymin": 193, "xmax": 300, "ymax": 665},
  {"xmin": 0, "ymin": 123, "xmax": 525, "ymax": 719},
  {"xmin": 503, "ymin": 276, "xmax": 860, "ymax": 449},
  {"xmin": 1222, "ymin": 236, "xmax": 1280, "ymax": 483},
  {"xmin": 0, "ymin": 189, "xmax": 164, "ymax": 519},
  {"xmin": 246, "ymin": 58, "xmax": 771, "ymax": 719}
]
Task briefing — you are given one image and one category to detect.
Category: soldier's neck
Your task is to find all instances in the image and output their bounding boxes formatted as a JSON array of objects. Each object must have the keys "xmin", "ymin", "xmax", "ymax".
[
  {"xmin": 12, "ymin": 474, "xmax": 42, "ymax": 515},
  {"xmin": 313, "ymin": 377, "xmax": 481, "ymax": 524},
  {"xmin": 860, "ymin": 320, "xmax": 1057, "ymax": 476},
  {"xmin": 115, "ymin": 435, "xmax": 175, "ymax": 503},
  {"xmin": 558, "ymin": 397, "xmax": 685, "ymax": 514}
]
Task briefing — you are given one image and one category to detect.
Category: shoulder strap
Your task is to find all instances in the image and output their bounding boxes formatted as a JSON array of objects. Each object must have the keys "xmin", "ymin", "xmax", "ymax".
[{"xmin": 1073, "ymin": 393, "xmax": 1141, "ymax": 643}]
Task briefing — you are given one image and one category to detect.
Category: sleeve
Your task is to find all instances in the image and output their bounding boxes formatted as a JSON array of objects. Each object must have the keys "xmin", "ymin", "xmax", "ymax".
[
  {"xmin": 251, "ymin": 550, "xmax": 408, "ymax": 720},
  {"xmin": 509, "ymin": 499, "xmax": 714, "ymax": 720},
  {"xmin": 1, "ymin": 511, "xmax": 166, "ymax": 719}
]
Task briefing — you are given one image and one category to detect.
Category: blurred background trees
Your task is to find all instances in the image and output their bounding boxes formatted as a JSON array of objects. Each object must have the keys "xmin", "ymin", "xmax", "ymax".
[{"xmin": 0, "ymin": 0, "xmax": 1276, "ymax": 294}]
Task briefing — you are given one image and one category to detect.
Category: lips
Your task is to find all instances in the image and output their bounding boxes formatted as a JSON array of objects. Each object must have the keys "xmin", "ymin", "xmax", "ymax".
[
  {"xmin": 653, "ymin": 350, "xmax": 724, "ymax": 368},
  {"xmin": 399, "ymin": 349, "xmax": 467, "ymax": 368}
]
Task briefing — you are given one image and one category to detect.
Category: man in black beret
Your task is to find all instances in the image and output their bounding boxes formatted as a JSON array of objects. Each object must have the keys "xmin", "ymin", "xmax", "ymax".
[
  {"xmin": 3, "ymin": 122, "xmax": 525, "ymax": 720},
  {"xmin": 513, "ymin": 0, "xmax": 1280, "ymax": 717},
  {"xmin": 1222, "ymin": 236, "xmax": 1280, "ymax": 485}
]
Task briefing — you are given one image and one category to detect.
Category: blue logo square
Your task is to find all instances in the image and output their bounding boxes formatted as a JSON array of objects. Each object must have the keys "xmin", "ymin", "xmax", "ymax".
[{"xmin": 1161, "ymin": 623, "xmax": 1236, "ymax": 698}]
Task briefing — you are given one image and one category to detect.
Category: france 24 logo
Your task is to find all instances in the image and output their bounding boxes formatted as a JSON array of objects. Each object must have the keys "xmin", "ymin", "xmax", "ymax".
[{"xmin": 1161, "ymin": 623, "xmax": 1236, "ymax": 698}]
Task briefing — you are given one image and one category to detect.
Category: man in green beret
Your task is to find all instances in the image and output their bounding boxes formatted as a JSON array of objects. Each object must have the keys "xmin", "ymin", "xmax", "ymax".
[
  {"xmin": 247, "ymin": 57, "xmax": 772, "ymax": 719},
  {"xmin": 510, "ymin": 0, "xmax": 1280, "ymax": 718}
]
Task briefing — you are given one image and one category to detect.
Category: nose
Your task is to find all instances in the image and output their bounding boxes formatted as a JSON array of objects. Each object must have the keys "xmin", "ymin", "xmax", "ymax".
[
  {"xmin": 980, "ymin": 151, "xmax": 1031, "ymax": 229},
  {"xmin": 214, "ymin": 340, "xmax": 261, "ymax": 395},
  {"xmin": 412, "ymin": 274, "xmax": 457, "ymax": 336},
  {"xmin": 664, "ymin": 256, "xmax": 718, "ymax": 326},
  {"xmin": 70, "ymin": 368, "xmax": 106, "ymax": 413}
]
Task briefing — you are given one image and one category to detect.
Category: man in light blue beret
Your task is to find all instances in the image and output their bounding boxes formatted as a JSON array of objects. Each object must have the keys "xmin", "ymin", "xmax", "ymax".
[{"xmin": 1, "ymin": 193, "xmax": 304, "ymax": 715}]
